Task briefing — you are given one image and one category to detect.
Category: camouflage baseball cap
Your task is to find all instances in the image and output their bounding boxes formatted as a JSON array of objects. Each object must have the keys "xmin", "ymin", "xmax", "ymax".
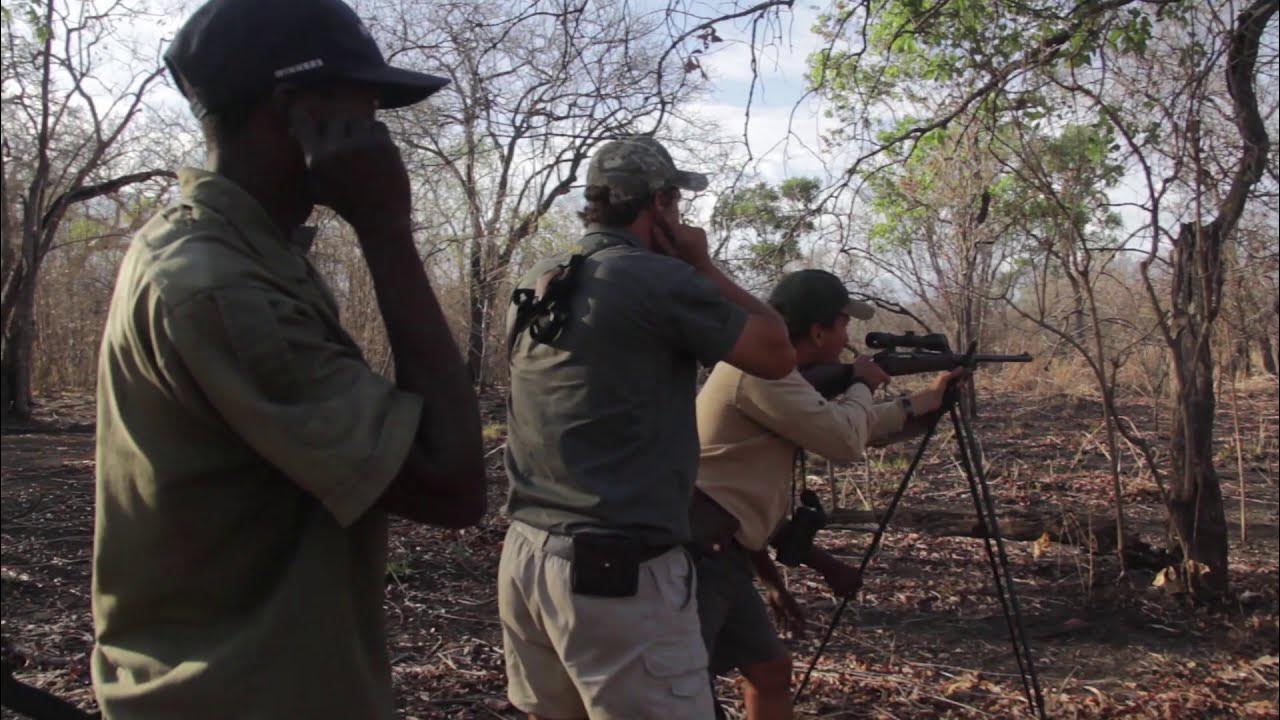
[{"xmin": 586, "ymin": 136, "xmax": 708, "ymax": 203}]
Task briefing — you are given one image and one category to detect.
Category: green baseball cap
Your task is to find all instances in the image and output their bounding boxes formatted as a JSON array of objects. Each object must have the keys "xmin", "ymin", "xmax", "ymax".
[
  {"xmin": 769, "ymin": 269, "xmax": 875, "ymax": 336},
  {"xmin": 585, "ymin": 136, "xmax": 708, "ymax": 203}
]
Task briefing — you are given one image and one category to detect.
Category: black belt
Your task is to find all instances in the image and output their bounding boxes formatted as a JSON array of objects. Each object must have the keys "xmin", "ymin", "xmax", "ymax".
[
  {"xmin": 520, "ymin": 523, "xmax": 675, "ymax": 563},
  {"xmin": 688, "ymin": 489, "xmax": 741, "ymax": 554}
]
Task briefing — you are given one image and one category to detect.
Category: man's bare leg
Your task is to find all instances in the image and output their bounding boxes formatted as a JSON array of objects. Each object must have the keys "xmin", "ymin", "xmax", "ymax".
[{"xmin": 740, "ymin": 654, "xmax": 794, "ymax": 720}]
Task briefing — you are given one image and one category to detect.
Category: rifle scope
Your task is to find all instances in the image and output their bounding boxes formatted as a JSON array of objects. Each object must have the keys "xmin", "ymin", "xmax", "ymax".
[{"xmin": 865, "ymin": 331, "xmax": 950, "ymax": 353}]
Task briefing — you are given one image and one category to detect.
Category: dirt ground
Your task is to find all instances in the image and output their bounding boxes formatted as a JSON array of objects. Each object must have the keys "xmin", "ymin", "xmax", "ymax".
[{"xmin": 3, "ymin": 384, "xmax": 1278, "ymax": 719}]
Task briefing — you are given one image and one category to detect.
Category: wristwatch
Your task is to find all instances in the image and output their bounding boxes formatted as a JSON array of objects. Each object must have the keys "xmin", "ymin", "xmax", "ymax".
[{"xmin": 899, "ymin": 395, "xmax": 916, "ymax": 421}]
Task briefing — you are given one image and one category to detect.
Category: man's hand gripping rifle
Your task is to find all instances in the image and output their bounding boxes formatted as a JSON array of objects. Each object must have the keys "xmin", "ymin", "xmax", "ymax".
[{"xmin": 802, "ymin": 331, "xmax": 1032, "ymax": 399}]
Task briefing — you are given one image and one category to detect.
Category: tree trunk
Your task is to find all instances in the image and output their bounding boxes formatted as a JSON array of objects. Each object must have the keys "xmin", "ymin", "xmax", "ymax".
[
  {"xmin": 1167, "ymin": 360, "xmax": 1229, "ymax": 597},
  {"xmin": 1, "ymin": 230, "xmax": 39, "ymax": 421},
  {"xmin": 1067, "ymin": 273, "xmax": 1087, "ymax": 345},
  {"xmin": 1228, "ymin": 334, "xmax": 1251, "ymax": 379},
  {"xmin": 1082, "ymin": 278, "xmax": 1129, "ymax": 572},
  {"xmin": 1259, "ymin": 331, "xmax": 1277, "ymax": 376},
  {"xmin": 955, "ymin": 254, "xmax": 980, "ymax": 419},
  {"xmin": 1161, "ymin": 0, "xmax": 1276, "ymax": 602},
  {"xmin": 0, "ymin": 294, "xmax": 35, "ymax": 420},
  {"xmin": 466, "ymin": 238, "xmax": 487, "ymax": 389},
  {"xmin": 1166, "ymin": 225, "xmax": 1231, "ymax": 599}
]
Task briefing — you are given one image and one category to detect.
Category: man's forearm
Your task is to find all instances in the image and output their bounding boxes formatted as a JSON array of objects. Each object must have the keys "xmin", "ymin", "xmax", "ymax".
[
  {"xmin": 748, "ymin": 548, "xmax": 787, "ymax": 591},
  {"xmin": 804, "ymin": 545, "xmax": 862, "ymax": 597},
  {"xmin": 358, "ymin": 222, "xmax": 484, "ymax": 495}
]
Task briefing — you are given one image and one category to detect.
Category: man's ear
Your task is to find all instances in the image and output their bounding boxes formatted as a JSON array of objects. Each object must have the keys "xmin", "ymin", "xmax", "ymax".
[
  {"xmin": 263, "ymin": 85, "xmax": 311, "ymax": 173},
  {"xmin": 808, "ymin": 321, "xmax": 825, "ymax": 347},
  {"xmin": 270, "ymin": 84, "xmax": 301, "ymax": 129}
]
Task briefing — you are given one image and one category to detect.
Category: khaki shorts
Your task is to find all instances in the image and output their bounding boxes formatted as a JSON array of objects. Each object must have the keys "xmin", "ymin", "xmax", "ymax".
[{"xmin": 498, "ymin": 521, "xmax": 714, "ymax": 719}]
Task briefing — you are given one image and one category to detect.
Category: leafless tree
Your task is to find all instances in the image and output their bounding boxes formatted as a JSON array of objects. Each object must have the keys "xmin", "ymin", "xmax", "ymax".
[
  {"xmin": 1, "ymin": 0, "xmax": 173, "ymax": 420},
  {"xmin": 361, "ymin": 0, "xmax": 713, "ymax": 387}
]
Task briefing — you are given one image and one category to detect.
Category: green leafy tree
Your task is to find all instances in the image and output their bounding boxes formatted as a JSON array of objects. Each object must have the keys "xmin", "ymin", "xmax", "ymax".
[
  {"xmin": 808, "ymin": 0, "xmax": 1278, "ymax": 600},
  {"xmin": 712, "ymin": 177, "xmax": 819, "ymax": 286},
  {"xmin": 999, "ymin": 121, "xmax": 1152, "ymax": 570},
  {"xmin": 860, "ymin": 122, "xmax": 1017, "ymax": 363}
]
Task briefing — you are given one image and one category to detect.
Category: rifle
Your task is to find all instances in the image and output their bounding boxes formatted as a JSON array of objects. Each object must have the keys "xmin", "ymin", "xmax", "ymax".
[{"xmin": 801, "ymin": 332, "xmax": 1032, "ymax": 399}]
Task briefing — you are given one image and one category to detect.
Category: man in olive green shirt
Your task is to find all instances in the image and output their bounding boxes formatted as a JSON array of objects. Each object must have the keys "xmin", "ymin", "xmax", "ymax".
[
  {"xmin": 499, "ymin": 137, "xmax": 795, "ymax": 719},
  {"xmin": 92, "ymin": 1, "xmax": 485, "ymax": 718}
]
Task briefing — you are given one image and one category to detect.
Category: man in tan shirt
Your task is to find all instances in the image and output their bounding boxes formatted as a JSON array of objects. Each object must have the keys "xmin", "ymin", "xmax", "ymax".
[{"xmin": 693, "ymin": 269, "xmax": 964, "ymax": 719}]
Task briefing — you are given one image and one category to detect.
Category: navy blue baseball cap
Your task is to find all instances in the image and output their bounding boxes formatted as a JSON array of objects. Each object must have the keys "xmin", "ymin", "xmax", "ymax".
[{"xmin": 165, "ymin": 0, "xmax": 450, "ymax": 117}]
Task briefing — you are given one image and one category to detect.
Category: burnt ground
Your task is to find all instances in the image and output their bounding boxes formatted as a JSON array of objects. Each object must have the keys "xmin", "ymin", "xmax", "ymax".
[{"xmin": 2, "ymin": 384, "xmax": 1277, "ymax": 719}]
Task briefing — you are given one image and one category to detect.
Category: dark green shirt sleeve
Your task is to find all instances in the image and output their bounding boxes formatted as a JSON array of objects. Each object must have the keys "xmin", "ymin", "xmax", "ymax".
[
  {"xmin": 161, "ymin": 286, "xmax": 422, "ymax": 527},
  {"xmin": 656, "ymin": 264, "xmax": 748, "ymax": 367}
]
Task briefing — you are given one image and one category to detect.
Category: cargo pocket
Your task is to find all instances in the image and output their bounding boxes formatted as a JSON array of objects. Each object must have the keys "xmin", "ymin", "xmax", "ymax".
[{"xmin": 642, "ymin": 639, "xmax": 709, "ymax": 702}]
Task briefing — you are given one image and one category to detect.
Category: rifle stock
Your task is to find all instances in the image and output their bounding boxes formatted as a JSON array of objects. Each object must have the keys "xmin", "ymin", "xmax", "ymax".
[{"xmin": 799, "ymin": 363, "xmax": 857, "ymax": 399}]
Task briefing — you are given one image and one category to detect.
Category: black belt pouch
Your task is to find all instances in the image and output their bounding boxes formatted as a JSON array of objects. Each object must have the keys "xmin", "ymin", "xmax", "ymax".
[{"xmin": 571, "ymin": 535, "xmax": 642, "ymax": 598}]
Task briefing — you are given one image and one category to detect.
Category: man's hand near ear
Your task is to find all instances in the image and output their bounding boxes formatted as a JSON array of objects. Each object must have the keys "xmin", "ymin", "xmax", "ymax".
[{"xmin": 653, "ymin": 221, "xmax": 795, "ymax": 381}]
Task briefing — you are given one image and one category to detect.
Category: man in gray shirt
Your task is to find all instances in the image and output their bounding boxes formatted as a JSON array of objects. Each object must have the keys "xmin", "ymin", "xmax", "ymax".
[{"xmin": 499, "ymin": 136, "xmax": 794, "ymax": 719}]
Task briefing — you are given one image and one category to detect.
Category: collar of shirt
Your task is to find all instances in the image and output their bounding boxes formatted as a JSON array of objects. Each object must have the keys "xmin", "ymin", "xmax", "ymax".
[
  {"xmin": 177, "ymin": 167, "xmax": 318, "ymax": 279},
  {"xmin": 582, "ymin": 223, "xmax": 644, "ymax": 250}
]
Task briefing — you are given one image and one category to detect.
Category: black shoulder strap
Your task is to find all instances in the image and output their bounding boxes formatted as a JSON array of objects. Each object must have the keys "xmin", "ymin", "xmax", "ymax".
[{"xmin": 507, "ymin": 231, "xmax": 630, "ymax": 356}]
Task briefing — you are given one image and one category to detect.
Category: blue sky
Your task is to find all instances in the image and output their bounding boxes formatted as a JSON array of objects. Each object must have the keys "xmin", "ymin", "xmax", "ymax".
[
  {"xmin": 115, "ymin": 0, "xmax": 838, "ymax": 188},
  {"xmin": 683, "ymin": 2, "xmax": 837, "ymax": 183}
]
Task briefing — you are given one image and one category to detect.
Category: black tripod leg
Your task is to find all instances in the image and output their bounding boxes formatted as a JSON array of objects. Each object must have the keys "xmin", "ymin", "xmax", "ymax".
[
  {"xmin": 949, "ymin": 407, "xmax": 1032, "ymax": 703},
  {"xmin": 793, "ymin": 410, "xmax": 945, "ymax": 705},
  {"xmin": 950, "ymin": 406, "xmax": 1047, "ymax": 719},
  {"xmin": 958, "ymin": 408, "xmax": 1047, "ymax": 718}
]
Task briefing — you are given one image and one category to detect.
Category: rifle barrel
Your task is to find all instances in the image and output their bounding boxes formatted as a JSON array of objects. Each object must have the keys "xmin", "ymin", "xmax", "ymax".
[
  {"xmin": 972, "ymin": 353, "xmax": 1033, "ymax": 362},
  {"xmin": 872, "ymin": 351, "xmax": 1033, "ymax": 377}
]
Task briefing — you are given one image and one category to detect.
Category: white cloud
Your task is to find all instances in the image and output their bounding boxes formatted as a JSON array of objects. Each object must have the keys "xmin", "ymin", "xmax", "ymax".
[
  {"xmin": 698, "ymin": 34, "xmax": 814, "ymax": 91},
  {"xmin": 683, "ymin": 97, "xmax": 841, "ymax": 182},
  {"xmin": 679, "ymin": 3, "xmax": 850, "ymax": 184}
]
